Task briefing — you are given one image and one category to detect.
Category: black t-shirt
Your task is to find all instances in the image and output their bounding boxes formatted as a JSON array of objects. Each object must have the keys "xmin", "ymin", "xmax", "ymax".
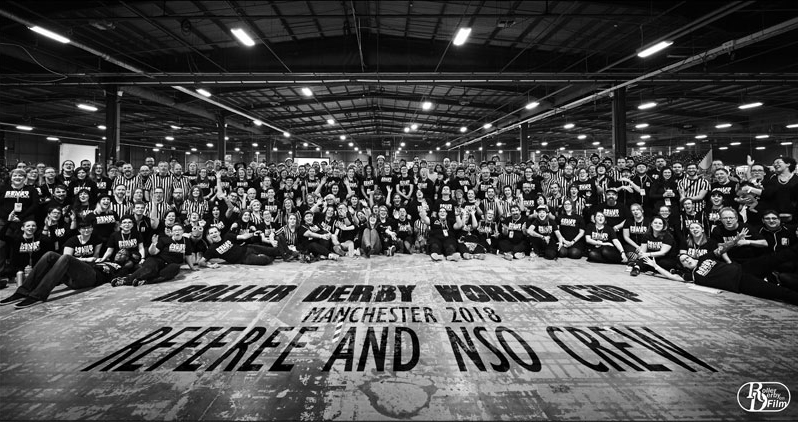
[
  {"xmin": 709, "ymin": 181, "xmax": 739, "ymax": 208},
  {"xmin": 397, "ymin": 176, "xmax": 414, "ymax": 196},
  {"xmin": 586, "ymin": 223, "xmax": 617, "ymax": 246},
  {"xmin": 596, "ymin": 202, "xmax": 627, "ymax": 229},
  {"xmin": 643, "ymin": 231, "xmax": 676, "ymax": 255},
  {"xmin": 89, "ymin": 210, "xmax": 120, "ymax": 241},
  {"xmin": 63, "ymin": 234, "xmax": 101, "ymax": 258},
  {"xmin": 556, "ymin": 214, "xmax": 585, "ymax": 242},
  {"xmin": 106, "ymin": 231, "xmax": 143, "ymax": 254},
  {"xmin": 679, "ymin": 237, "xmax": 719, "ymax": 259},
  {"xmin": 434, "ymin": 198, "xmax": 457, "ymax": 216},
  {"xmin": 394, "ymin": 217, "xmax": 414, "ymax": 238},
  {"xmin": 155, "ymin": 236, "xmax": 192, "ymax": 264},
  {"xmin": 11, "ymin": 235, "xmax": 54, "ymax": 271},
  {"xmin": 377, "ymin": 175, "xmax": 397, "ymax": 195},
  {"xmin": 683, "ymin": 255, "xmax": 742, "ymax": 292},
  {"xmin": 624, "ymin": 217, "xmax": 650, "ymax": 245},
  {"xmin": 502, "ymin": 216, "xmax": 528, "ymax": 240},
  {"xmin": 204, "ymin": 233, "xmax": 247, "ymax": 264},
  {"xmin": 529, "ymin": 216, "xmax": 556, "ymax": 237},
  {"xmin": 710, "ymin": 223, "xmax": 765, "ymax": 261}
]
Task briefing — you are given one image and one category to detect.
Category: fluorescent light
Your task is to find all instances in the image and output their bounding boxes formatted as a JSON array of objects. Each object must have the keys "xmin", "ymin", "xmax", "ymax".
[
  {"xmin": 635, "ymin": 123, "xmax": 649, "ymax": 129},
  {"xmin": 97, "ymin": 125, "xmax": 106, "ymax": 130},
  {"xmin": 638, "ymin": 147, "xmax": 647, "ymax": 150},
  {"xmin": 273, "ymin": 147, "xmax": 278, "ymax": 151},
  {"xmin": 253, "ymin": 143, "xmax": 259, "ymax": 147},
  {"xmin": 152, "ymin": 148, "xmax": 160, "ymax": 152},
  {"xmin": 302, "ymin": 142, "xmax": 308, "ymax": 147},
  {"xmin": 738, "ymin": 102, "xmax": 762, "ymax": 110},
  {"xmin": 563, "ymin": 123, "xmax": 575, "ymax": 129},
  {"xmin": 206, "ymin": 143, "xmax": 214, "ymax": 147},
  {"xmin": 102, "ymin": 136, "xmax": 106, "ymax": 140},
  {"xmin": 592, "ymin": 141, "xmax": 600, "ymax": 146},
  {"xmin": 638, "ymin": 102, "xmax": 657, "ymax": 110},
  {"xmin": 283, "ymin": 132, "xmax": 291, "ymax": 138},
  {"xmin": 411, "ymin": 124, "xmax": 419, "ymax": 131},
  {"xmin": 288, "ymin": 151, "xmax": 293, "ymax": 155},
  {"xmin": 525, "ymin": 101, "xmax": 540, "ymax": 110},
  {"xmin": 535, "ymin": 150, "xmax": 541, "ymax": 154},
  {"xmin": 676, "ymin": 146, "xmax": 685, "ymax": 150},
  {"xmin": 196, "ymin": 88, "xmax": 211, "ymax": 97},
  {"xmin": 326, "ymin": 151, "xmax": 330, "ymax": 154},
  {"xmin": 755, "ymin": 146, "xmax": 766, "ymax": 150},
  {"xmin": 400, "ymin": 142, "xmax": 406, "ymax": 147},
  {"xmin": 730, "ymin": 142, "xmax": 741, "ymax": 146},
  {"xmin": 715, "ymin": 123, "xmax": 732, "ymax": 129},
  {"xmin": 77, "ymin": 103, "xmax": 98, "ymax": 112},
  {"xmin": 155, "ymin": 143, "xmax": 164, "ymax": 148},
  {"xmin": 640, "ymin": 134, "xmax": 651, "ymax": 139},
  {"xmin": 29, "ymin": 26, "xmax": 70, "ymax": 44},
  {"xmin": 637, "ymin": 40, "xmax": 673, "ymax": 58},
  {"xmin": 170, "ymin": 125, "xmax": 182, "ymax": 130},
  {"xmin": 348, "ymin": 142, "xmax": 353, "ymax": 147},
  {"xmin": 165, "ymin": 136, "xmax": 174, "ymax": 141},
  {"xmin": 445, "ymin": 142, "xmax": 451, "ymax": 147},
  {"xmin": 421, "ymin": 101, "xmax": 433, "ymax": 110},
  {"xmin": 316, "ymin": 147, "xmax": 321, "ymax": 151},
  {"xmin": 453, "ymin": 27, "xmax": 472, "ymax": 46},
  {"xmin": 755, "ymin": 134, "xmax": 769, "ymax": 139},
  {"xmin": 597, "ymin": 147, "xmax": 604, "ymax": 150},
  {"xmin": 354, "ymin": 147, "xmax": 359, "ymax": 151},
  {"xmin": 191, "ymin": 148, "xmax": 197, "ymax": 152},
  {"xmin": 224, "ymin": 136, "xmax": 229, "ymax": 141},
  {"xmin": 786, "ymin": 123, "xmax": 798, "ymax": 129},
  {"xmin": 781, "ymin": 142, "xmax": 793, "ymax": 145},
  {"xmin": 46, "ymin": 136, "xmax": 59, "ymax": 141},
  {"xmin": 496, "ymin": 142, "xmax": 502, "ymax": 146},
  {"xmin": 719, "ymin": 146, "xmax": 728, "ymax": 150},
  {"xmin": 253, "ymin": 120, "xmax": 263, "ymax": 126},
  {"xmin": 185, "ymin": 152, "xmax": 191, "ymax": 155},
  {"xmin": 327, "ymin": 119, "xmax": 335, "ymax": 125},
  {"xmin": 460, "ymin": 126, "xmax": 467, "ymax": 133},
  {"xmin": 498, "ymin": 150, "xmax": 504, "ymax": 154},
  {"xmin": 577, "ymin": 134, "xmax": 586, "ymax": 140},
  {"xmin": 16, "ymin": 125, "xmax": 33, "ymax": 131},
  {"xmin": 428, "ymin": 151, "xmax": 433, "ymax": 154},
  {"xmin": 301, "ymin": 87, "xmax": 313, "ymax": 97},
  {"xmin": 686, "ymin": 142, "xmax": 695, "ymax": 146},
  {"xmin": 517, "ymin": 147, "xmax": 521, "ymax": 151},
  {"xmin": 404, "ymin": 127, "xmax": 410, "ymax": 133},
  {"xmin": 695, "ymin": 135, "xmax": 707, "ymax": 139},
  {"xmin": 436, "ymin": 147, "xmax": 440, "ymax": 151},
  {"xmin": 230, "ymin": 28, "xmax": 256, "ymax": 46},
  {"xmin": 483, "ymin": 123, "xmax": 492, "ymax": 129},
  {"xmin": 541, "ymin": 142, "xmax": 548, "ymax": 146},
  {"xmin": 636, "ymin": 141, "xmax": 646, "ymax": 146},
  {"xmin": 559, "ymin": 147, "xmax": 565, "ymax": 151},
  {"xmin": 340, "ymin": 135, "xmax": 346, "ymax": 141}
]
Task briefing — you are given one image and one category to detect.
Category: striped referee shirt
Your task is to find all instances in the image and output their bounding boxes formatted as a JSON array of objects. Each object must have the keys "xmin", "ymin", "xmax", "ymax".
[
  {"xmin": 497, "ymin": 172, "xmax": 520, "ymax": 192},
  {"xmin": 275, "ymin": 225, "xmax": 298, "ymax": 246},
  {"xmin": 109, "ymin": 198, "xmax": 131, "ymax": 218},
  {"xmin": 480, "ymin": 198, "xmax": 501, "ymax": 219},
  {"xmin": 146, "ymin": 200, "xmax": 173, "ymax": 222},
  {"xmin": 183, "ymin": 199, "xmax": 209, "ymax": 219},
  {"xmin": 149, "ymin": 173, "xmax": 176, "ymax": 198},
  {"xmin": 677, "ymin": 176, "xmax": 711, "ymax": 213},
  {"xmin": 113, "ymin": 175, "xmax": 138, "ymax": 200},
  {"xmin": 172, "ymin": 175, "xmax": 192, "ymax": 199}
]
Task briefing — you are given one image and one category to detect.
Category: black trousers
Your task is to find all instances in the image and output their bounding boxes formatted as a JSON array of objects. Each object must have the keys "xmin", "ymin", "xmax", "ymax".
[
  {"xmin": 239, "ymin": 245, "xmax": 276, "ymax": 265},
  {"xmin": 498, "ymin": 238, "xmax": 526, "ymax": 254},
  {"xmin": 429, "ymin": 236, "xmax": 457, "ymax": 256},
  {"xmin": 529, "ymin": 237, "xmax": 558, "ymax": 260},
  {"xmin": 737, "ymin": 273, "xmax": 798, "ymax": 305},
  {"xmin": 587, "ymin": 246, "xmax": 623, "ymax": 264},
  {"xmin": 559, "ymin": 245, "xmax": 584, "ymax": 259},
  {"xmin": 127, "ymin": 257, "xmax": 181, "ymax": 284}
]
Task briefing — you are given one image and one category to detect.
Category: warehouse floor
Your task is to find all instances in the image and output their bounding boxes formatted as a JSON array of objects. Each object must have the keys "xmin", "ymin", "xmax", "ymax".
[{"xmin": 0, "ymin": 255, "xmax": 796, "ymax": 421}]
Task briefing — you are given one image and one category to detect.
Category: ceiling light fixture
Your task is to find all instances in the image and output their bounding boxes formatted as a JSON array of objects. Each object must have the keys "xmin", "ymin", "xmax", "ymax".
[
  {"xmin": 635, "ymin": 123, "xmax": 649, "ymax": 129},
  {"xmin": 340, "ymin": 135, "xmax": 346, "ymax": 141},
  {"xmin": 592, "ymin": 141, "xmax": 600, "ymax": 146},
  {"xmin": 327, "ymin": 119, "xmax": 335, "ymax": 125},
  {"xmin": 478, "ymin": 147, "xmax": 483, "ymax": 151},
  {"xmin": 196, "ymin": 88, "xmax": 212, "ymax": 97},
  {"xmin": 695, "ymin": 134, "xmax": 707, "ymax": 139},
  {"xmin": 316, "ymin": 147, "xmax": 321, "ymax": 151},
  {"xmin": 445, "ymin": 142, "xmax": 451, "ymax": 147},
  {"xmin": 715, "ymin": 123, "xmax": 732, "ymax": 129},
  {"xmin": 224, "ymin": 136, "xmax": 229, "ymax": 141},
  {"xmin": 283, "ymin": 132, "xmax": 291, "ymax": 138},
  {"xmin": 636, "ymin": 142, "xmax": 646, "ymax": 146},
  {"xmin": 170, "ymin": 125, "xmax": 182, "ymax": 130},
  {"xmin": 206, "ymin": 143, "xmax": 214, "ymax": 147},
  {"xmin": 253, "ymin": 120, "xmax": 263, "ymax": 126},
  {"xmin": 637, "ymin": 102, "xmax": 657, "ymax": 110},
  {"xmin": 230, "ymin": 28, "xmax": 256, "ymax": 46},
  {"xmin": 436, "ymin": 147, "xmax": 440, "ymax": 151},
  {"xmin": 730, "ymin": 142, "xmax": 741, "ymax": 146},
  {"xmin": 46, "ymin": 136, "xmax": 59, "ymax": 141},
  {"xmin": 411, "ymin": 124, "xmax": 419, "ymax": 131},
  {"xmin": 428, "ymin": 151, "xmax": 433, "ymax": 154},
  {"xmin": 637, "ymin": 40, "xmax": 673, "ymax": 58},
  {"xmin": 302, "ymin": 142, "xmax": 308, "ymax": 147},
  {"xmin": 234, "ymin": 147, "xmax": 240, "ymax": 152},
  {"xmin": 719, "ymin": 146, "xmax": 728, "ymax": 150},
  {"xmin": 525, "ymin": 101, "xmax": 540, "ymax": 110},
  {"xmin": 155, "ymin": 143, "xmax": 164, "ymax": 148},
  {"xmin": 577, "ymin": 134, "xmax": 586, "ymax": 140},
  {"xmin": 16, "ymin": 125, "xmax": 33, "ymax": 131},
  {"xmin": 301, "ymin": 87, "xmax": 313, "ymax": 97},
  {"xmin": 541, "ymin": 142, "xmax": 548, "ymax": 146},
  {"xmin": 483, "ymin": 123, "xmax": 492, "ymax": 129},
  {"xmin": 165, "ymin": 136, "xmax": 174, "ymax": 141},
  {"xmin": 498, "ymin": 150, "xmax": 504, "ymax": 154},
  {"xmin": 29, "ymin": 25, "xmax": 70, "ymax": 43},
  {"xmin": 755, "ymin": 146, "xmax": 766, "ymax": 150},
  {"xmin": 404, "ymin": 127, "xmax": 410, "ymax": 133},
  {"xmin": 400, "ymin": 142, "xmax": 406, "ymax": 147},
  {"xmin": 755, "ymin": 134, "xmax": 769, "ymax": 139},
  {"xmin": 348, "ymin": 142, "xmax": 353, "ymax": 147},
  {"xmin": 640, "ymin": 134, "xmax": 651, "ymax": 139},
  {"xmin": 460, "ymin": 126, "xmax": 467, "ymax": 133},
  {"xmin": 781, "ymin": 142, "xmax": 793, "ymax": 145},
  {"xmin": 77, "ymin": 103, "xmax": 97, "ymax": 112},
  {"xmin": 559, "ymin": 147, "xmax": 566, "ymax": 151},
  {"xmin": 738, "ymin": 102, "xmax": 763, "ymax": 110},
  {"xmin": 421, "ymin": 101, "xmax": 433, "ymax": 110},
  {"xmin": 191, "ymin": 147, "xmax": 197, "ymax": 152},
  {"xmin": 686, "ymin": 142, "xmax": 695, "ymax": 146},
  {"xmin": 786, "ymin": 123, "xmax": 798, "ymax": 129},
  {"xmin": 97, "ymin": 125, "xmax": 106, "ymax": 130},
  {"xmin": 676, "ymin": 146, "xmax": 685, "ymax": 150},
  {"xmin": 453, "ymin": 27, "xmax": 472, "ymax": 46},
  {"xmin": 152, "ymin": 148, "xmax": 160, "ymax": 152},
  {"xmin": 253, "ymin": 143, "xmax": 259, "ymax": 147},
  {"xmin": 273, "ymin": 147, "xmax": 278, "ymax": 151},
  {"xmin": 563, "ymin": 123, "xmax": 575, "ymax": 129},
  {"xmin": 597, "ymin": 147, "xmax": 604, "ymax": 150}
]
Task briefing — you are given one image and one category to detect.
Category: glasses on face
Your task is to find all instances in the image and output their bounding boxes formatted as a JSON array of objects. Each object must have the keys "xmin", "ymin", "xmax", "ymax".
[
  {"xmin": 721, "ymin": 217, "xmax": 736, "ymax": 220},
  {"xmin": 763, "ymin": 217, "xmax": 780, "ymax": 220}
]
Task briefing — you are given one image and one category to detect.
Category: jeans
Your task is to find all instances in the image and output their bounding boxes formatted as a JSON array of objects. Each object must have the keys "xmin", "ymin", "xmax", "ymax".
[
  {"xmin": 16, "ymin": 251, "xmax": 97, "ymax": 301},
  {"xmin": 241, "ymin": 245, "xmax": 275, "ymax": 265},
  {"xmin": 127, "ymin": 257, "xmax": 181, "ymax": 284}
]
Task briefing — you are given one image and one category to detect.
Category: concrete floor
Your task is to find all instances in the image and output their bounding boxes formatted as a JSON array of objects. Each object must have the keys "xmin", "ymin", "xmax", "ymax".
[{"xmin": 0, "ymin": 254, "xmax": 796, "ymax": 421}]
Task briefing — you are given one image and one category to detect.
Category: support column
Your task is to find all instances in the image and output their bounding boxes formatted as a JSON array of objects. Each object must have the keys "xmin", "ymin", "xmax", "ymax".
[
  {"xmin": 611, "ymin": 88, "xmax": 627, "ymax": 159},
  {"xmin": 265, "ymin": 139, "xmax": 272, "ymax": 163},
  {"xmin": 216, "ymin": 113, "xmax": 227, "ymax": 163},
  {"xmin": 520, "ymin": 122, "xmax": 530, "ymax": 162},
  {"xmin": 291, "ymin": 140, "xmax": 297, "ymax": 160},
  {"xmin": 103, "ymin": 86, "xmax": 121, "ymax": 166},
  {"xmin": 481, "ymin": 139, "xmax": 487, "ymax": 163}
]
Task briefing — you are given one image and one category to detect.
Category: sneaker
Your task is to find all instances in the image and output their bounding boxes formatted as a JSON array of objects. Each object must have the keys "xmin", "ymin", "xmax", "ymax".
[
  {"xmin": 346, "ymin": 247, "xmax": 355, "ymax": 258},
  {"xmin": 446, "ymin": 253, "xmax": 461, "ymax": 261},
  {"xmin": 387, "ymin": 245, "xmax": 396, "ymax": 256},
  {"xmin": 328, "ymin": 253, "xmax": 339, "ymax": 261},
  {"xmin": 111, "ymin": 277, "xmax": 129, "ymax": 287},
  {"xmin": 363, "ymin": 247, "xmax": 371, "ymax": 259},
  {"xmin": 353, "ymin": 248, "xmax": 361, "ymax": 257},
  {"xmin": 462, "ymin": 253, "xmax": 472, "ymax": 260},
  {"xmin": 133, "ymin": 279, "xmax": 147, "ymax": 287},
  {"xmin": 0, "ymin": 292, "xmax": 27, "ymax": 306},
  {"xmin": 514, "ymin": 252, "xmax": 525, "ymax": 260},
  {"xmin": 503, "ymin": 253, "xmax": 513, "ymax": 261},
  {"xmin": 14, "ymin": 297, "xmax": 41, "ymax": 309},
  {"xmin": 475, "ymin": 254, "xmax": 486, "ymax": 260},
  {"xmin": 431, "ymin": 253, "xmax": 444, "ymax": 261},
  {"xmin": 333, "ymin": 245, "xmax": 345, "ymax": 256},
  {"xmin": 630, "ymin": 266, "xmax": 640, "ymax": 277}
]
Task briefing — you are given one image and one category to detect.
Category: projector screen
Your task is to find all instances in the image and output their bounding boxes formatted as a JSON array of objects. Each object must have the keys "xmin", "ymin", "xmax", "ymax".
[{"xmin": 59, "ymin": 143, "xmax": 97, "ymax": 167}]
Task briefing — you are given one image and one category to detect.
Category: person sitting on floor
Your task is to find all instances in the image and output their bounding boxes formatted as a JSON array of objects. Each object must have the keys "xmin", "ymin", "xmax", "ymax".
[
  {"xmin": 111, "ymin": 224, "xmax": 194, "ymax": 287},
  {"xmin": 197, "ymin": 226, "xmax": 277, "ymax": 267}
]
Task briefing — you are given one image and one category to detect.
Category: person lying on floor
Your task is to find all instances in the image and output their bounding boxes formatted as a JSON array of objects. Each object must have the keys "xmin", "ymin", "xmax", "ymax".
[
  {"xmin": 0, "ymin": 248, "xmax": 135, "ymax": 309},
  {"xmin": 111, "ymin": 224, "xmax": 195, "ymax": 287},
  {"xmin": 196, "ymin": 226, "xmax": 277, "ymax": 268}
]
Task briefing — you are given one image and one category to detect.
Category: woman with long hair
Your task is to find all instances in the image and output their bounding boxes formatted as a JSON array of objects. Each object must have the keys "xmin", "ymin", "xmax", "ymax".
[
  {"xmin": 194, "ymin": 168, "xmax": 216, "ymax": 200},
  {"xmin": 564, "ymin": 184, "xmax": 588, "ymax": 219},
  {"xmin": 629, "ymin": 216, "xmax": 678, "ymax": 276},
  {"xmin": 335, "ymin": 203, "xmax": 359, "ymax": 257},
  {"xmin": 555, "ymin": 198, "xmax": 586, "ymax": 259},
  {"xmin": 679, "ymin": 221, "xmax": 729, "ymax": 262},
  {"xmin": 298, "ymin": 211, "xmax": 338, "ymax": 262},
  {"xmin": 586, "ymin": 211, "xmax": 627, "ymax": 264},
  {"xmin": 88, "ymin": 194, "xmax": 119, "ymax": 247},
  {"xmin": 70, "ymin": 167, "xmax": 97, "ymax": 202},
  {"xmin": 277, "ymin": 198, "xmax": 300, "ymax": 227},
  {"xmin": 621, "ymin": 203, "xmax": 649, "ymax": 263},
  {"xmin": 71, "ymin": 188, "xmax": 95, "ymax": 220},
  {"xmin": 90, "ymin": 163, "xmax": 113, "ymax": 197}
]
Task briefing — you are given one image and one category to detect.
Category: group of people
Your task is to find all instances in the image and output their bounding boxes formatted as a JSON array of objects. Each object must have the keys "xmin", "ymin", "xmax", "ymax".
[{"xmin": 1, "ymin": 150, "xmax": 797, "ymax": 309}]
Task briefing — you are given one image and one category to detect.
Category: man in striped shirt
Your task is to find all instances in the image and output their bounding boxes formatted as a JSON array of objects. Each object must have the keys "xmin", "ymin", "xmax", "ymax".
[
  {"xmin": 497, "ymin": 162, "xmax": 520, "ymax": 193},
  {"xmin": 109, "ymin": 184, "xmax": 131, "ymax": 217},
  {"xmin": 171, "ymin": 163, "xmax": 192, "ymax": 199},
  {"xmin": 147, "ymin": 187, "xmax": 173, "ymax": 222},
  {"xmin": 149, "ymin": 161, "xmax": 175, "ymax": 199},
  {"xmin": 134, "ymin": 165, "xmax": 153, "ymax": 201},
  {"xmin": 113, "ymin": 163, "xmax": 138, "ymax": 201},
  {"xmin": 677, "ymin": 163, "xmax": 711, "ymax": 213}
]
